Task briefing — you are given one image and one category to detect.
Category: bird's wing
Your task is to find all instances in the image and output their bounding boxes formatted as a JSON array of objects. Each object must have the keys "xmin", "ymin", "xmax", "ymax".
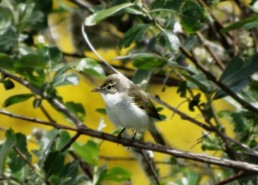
[{"xmin": 128, "ymin": 89, "xmax": 161, "ymax": 120}]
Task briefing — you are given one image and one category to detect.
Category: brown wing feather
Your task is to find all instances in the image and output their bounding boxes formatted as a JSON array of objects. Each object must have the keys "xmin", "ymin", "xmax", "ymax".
[{"xmin": 128, "ymin": 87, "xmax": 161, "ymax": 120}]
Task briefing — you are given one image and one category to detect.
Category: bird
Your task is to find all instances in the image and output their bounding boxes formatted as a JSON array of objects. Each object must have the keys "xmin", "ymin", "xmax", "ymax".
[{"xmin": 92, "ymin": 73, "xmax": 166, "ymax": 145}]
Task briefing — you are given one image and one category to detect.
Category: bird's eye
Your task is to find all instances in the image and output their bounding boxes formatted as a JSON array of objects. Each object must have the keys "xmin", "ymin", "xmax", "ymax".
[{"xmin": 107, "ymin": 85, "xmax": 112, "ymax": 89}]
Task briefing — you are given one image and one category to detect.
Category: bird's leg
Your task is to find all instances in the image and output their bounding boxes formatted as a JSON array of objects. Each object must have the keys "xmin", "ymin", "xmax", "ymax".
[
  {"xmin": 117, "ymin": 127, "xmax": 126, "ymax": 139},
  {"xmin": 131, "ymin": 131, "xmax": 137, "ymax": 142}
]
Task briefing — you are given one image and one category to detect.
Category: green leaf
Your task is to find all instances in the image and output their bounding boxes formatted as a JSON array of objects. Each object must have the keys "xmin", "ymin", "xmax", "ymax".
[
  {"xmin": 0, "ymin": 129, "xmax": 16, "ymax": 174},
  {"xmin": 55, "ymin": 130, "xmax": 71, "ymax": 151},
  {"xmin": 201, "ymin": 135, "xmax": 221, "ymax": 151},
  {"xmin": 3, "ymin": 79, "xmax": 15, "ymax": 90},
  {"xmin": 59, "ymin": 161, "xmax": 80, "ymax": 185},
  {"xmin": 151, "ymin": 0, "xmax": 182, "ymax": 10},
  {"xmin": 52, "ymin": 65, "xmax": 79, "ymax": 87},
  {"xmin": 43, "ymin": 151, "xmax": 65, "ymax": 177},
  {"xmin": 183, "ymin": 74, "xmax": 211, "ymax": 93},
  {"xmin": 96, "ymin": 108, "xmax": 107, "ymax": 115},
  {"xmin": 231, "ymin": 113, "xmax": 249, "ymax": 133},
  {"xmin": 33, "ymin": 98, "xmax": 42, "ymax": 108},
  {"xmin": 51, "ymin": 64, "xmax": 79, "ymax": 87},
  {"xmin": 186, "ymin": 171, "xmax": 200, "ymax": 185},
  {"xmin": 132, "ymin": 53, "xmax": 167, "ymax": 70},
  {"xmin": 3, "ymin": 93, "xmax": 34, "ymax": 107},
  {"xmin": 14, "ymin": 54, "xmax": 47, "ymax": 70},
  {"xmin": 99, "ymin": 166, "xmax": 131, "ymax": 183},
  {"xmin": 9, "ymin": 133, "xmax": 31, "ymax": 179},
  {"xmin": 0, "ymin": 53, "xmax": 15, "ymax": 70},
  {"xmin": 65, "ymin": 101, "xmax": 86, "ymax": 121},
  {"xmin": 180, "ymin": 0, "xmax": 204, "ymax": 33},
  {"xmin": 75, "ymin": 58, "xmax": 105, "ymax": 78},
  {"xmin": 161, "ymin": 29, "xmax": 179, "ymax": 52},
  {"xmin": 72, "ymin": 140, "xmax": 99, "ymax": 165},
  {"xmin": 84, "ymin": 3, "xmax": 134, "ymax": 26},
  {"xmin": 214, "ymin": 54, "xmax": 258, "ymax": 99},
  {"xmin": 222, "ymin": 15, "xmax": 258, "ymax": 32},
  {"xmin": 0, "ymin": 26, "xmax": 18, "ymax": 53},
  {"xmin": 177, "ymin": 81, "xmax": 187, "ymax": 97},
  {"xmin": 45, "ymin": 46, "xmax": 62, "ymax": 68},
  {"xmin": 188, "ymin": 93, "xmax": 201, "ymax": 112},
  {"xmin": 120, "ymin": 24, "xmax": 150, "ymax": 48},
  {"xmin": 132, "ymin": 69, "xmax": 152, "ymax": 89}
]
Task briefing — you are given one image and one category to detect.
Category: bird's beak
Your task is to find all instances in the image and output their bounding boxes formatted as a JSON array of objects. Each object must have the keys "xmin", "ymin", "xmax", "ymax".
[{"xmin": 91, "ymin": 88, "xmax": 101, "ymax": 92}]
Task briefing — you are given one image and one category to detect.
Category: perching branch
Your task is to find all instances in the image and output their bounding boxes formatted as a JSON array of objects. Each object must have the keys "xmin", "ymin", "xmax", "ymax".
[{"xmin": 0, "ymin": 109, "xmax": 258, "ymax": 173}]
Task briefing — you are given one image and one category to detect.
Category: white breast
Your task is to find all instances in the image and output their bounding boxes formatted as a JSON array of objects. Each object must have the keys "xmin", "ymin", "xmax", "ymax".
[{"xmin": 101, "ymin": 92, "xmax": 152, "ymax": 130}]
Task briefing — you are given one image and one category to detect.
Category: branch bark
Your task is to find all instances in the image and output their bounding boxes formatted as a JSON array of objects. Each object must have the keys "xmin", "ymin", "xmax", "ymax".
[{"xmin": 1, "ymin": 109, "xmax": 258, "ymax": 173}]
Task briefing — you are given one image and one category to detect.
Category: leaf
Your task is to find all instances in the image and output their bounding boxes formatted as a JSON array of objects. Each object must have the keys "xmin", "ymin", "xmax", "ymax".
[
  {"xmin": 183, "ymin": 74, "xmax": 211, "ymax": 93},
  {"xmin": 188, "ymin": 93, "xmax": 201, "ymax": 111},
  {"xmin": 99, "ymin": 166, "xmax": 131, "ymax": 183},
  {"xmin": 231, "ymin": 113, "xmax": 249, "ymax": 133},
  {"xmin": 14, "ymin": 54, "xmax": 47, "ymax": 70},
  {"xmin": 95, "ymin": 108, "xmax": 107, "ymax": 115},
  {"xmin": 72, "ymin": 140, "xmax": 99, "ymax": 165},
  {"xmin": 161, "ymin": 29, "xmax": 180, "ymax": 52},
  {"xmin": 84, "ymin": 3, "xmax": 134, "ymax": 26},
  {"xmin": 0, "ymin": 53, "xmax": 15, "ymax": 70},
  {"xmin": 120, "ymin": 24, "xmax": 150, "ymax": 48},
  {"xmin": 52, "ymin": 66, "xmax": 79, "ymax": 87},
  {"xmin": 55, "ymin": 130, "xmax": 71, "ymax": 151},
  {"xmin": 33, "ymin": 98, "xmax": 42, "ymax": 108},
  {"xmin": 3, "ymin": 79, "xmax": 15, "ymax": 90},
  {"xmin": 132, "ymin": 53, "xmax": 167, "ymax": 70},
  {"xmin": 132, "ymin": 69, "xmax": 152, "ymax": 89},
  {"xmin": 43, "ymin": 151, "xmax": 65, "ymax": 177},
  {"xmin": 3, "ymin": 93, "xmax": 34, "ymax": 107},
  {"xmin": 221, "ymin": 15, "xmax": 258, "ymax": 32},
  {"xmin": 9, "ymin": 133, "xmax": 31, "ymax": 178},
  {"xmin": 186, "ymin": 171, "xmax": 200, "ymax": 185},
  {"xmin": 151, "ymin": 0, "xmax": 182, "ymax": 10},
  {"xmin": 177, "ymin": 81, "xmax": 187, "ymax": 97},
  {"xmin": 59, "ymin": 161, "xmax": 79, "ymax": 185},
  {"xmin": 65, "ymin": 101, "xmax": 86, "ymax": 121},
  {"xmin": 75, "ymin": 58, "xmax": 105, "ymax": 78},
  {"xmin": 180, "ymin": 0, "xmax": 204, "ymax": 33},
  {"xmin": 214, "ymin": 54, "xmax": 258, "ymax": 99},
  {"xmin": 45, "ymin": 46, "xmax": 62, "ymax": 68},
  {"xmin": 0, "ymin": 129, "xmax": 16, "ymax": 174}
]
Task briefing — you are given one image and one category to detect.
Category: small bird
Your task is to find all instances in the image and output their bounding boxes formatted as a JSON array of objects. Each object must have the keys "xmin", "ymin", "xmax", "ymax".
[{"xmin": 92, "ymin": 73, "xmax": 166, "ymax": 145}]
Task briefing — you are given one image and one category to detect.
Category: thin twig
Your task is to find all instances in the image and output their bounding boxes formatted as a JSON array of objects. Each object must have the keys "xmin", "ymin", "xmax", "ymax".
[
  {"xmin": 39, "ymin": 105, "xmax": 56, "ymax": 123},
  {"xmin": 0, "ymin": 68, "xmax": 84, "ymax": 128},
  {"xmin": 196, "ymin": 31, "xmax": 225, "ymax": 70},
  {"xmin": 81, "ymin": 25, "xmax": 119, "ymax": 75},
  {"xmin": 69, "ymin": 151, "xmax": 93, "ymax": 180},
  {"xmin": 138, "ymin": 149, "xmax": 161, "ymax": 185},
  {"xmin": 215, "ymin": 171, "xmax": 255, "ymax": 185},
  {"xmin": 13, "ymin": 146, "xmax": 35, "ymax": 170},
  {"xmin": 60, "ymin": 132, "xmax": 81, "ymax": 152},
  {"xmin": 151, "ymin": 96, "xmax": 213, "ymax": 131},
  {"xmin": 180, "ymin": 45, "xmax": 258, "ymax": 115}
]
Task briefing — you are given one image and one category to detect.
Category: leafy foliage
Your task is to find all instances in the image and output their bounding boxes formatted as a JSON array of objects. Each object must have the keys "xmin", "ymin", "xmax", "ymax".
[{"xmin": 0, "ymin": 0, "xmax": 258, "ymax": 184}]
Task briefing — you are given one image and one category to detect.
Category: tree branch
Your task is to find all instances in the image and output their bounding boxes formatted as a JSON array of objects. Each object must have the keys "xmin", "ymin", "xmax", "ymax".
[
  {"xmin": 0, "ymin": 68, "xmax": 84, "ymax": 128},
  {"xmin": 0, "ymin": 109, "xmax": 258, "ymax": 173},
  {"xmin": 180, "ymin": 45, "xmax": 258, "ymax": 115}
]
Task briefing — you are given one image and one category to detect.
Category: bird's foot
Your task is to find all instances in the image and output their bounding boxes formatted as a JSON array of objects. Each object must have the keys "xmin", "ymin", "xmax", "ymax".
[{"xmin": 117, "ymin": 127, "xmax": 126, "ymax": 139}]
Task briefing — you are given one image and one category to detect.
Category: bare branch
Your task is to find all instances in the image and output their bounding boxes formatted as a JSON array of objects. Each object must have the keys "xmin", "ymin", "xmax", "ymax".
[{"xmin": 0, "ymin": 109, "xmax": 258, "ymax": 173}]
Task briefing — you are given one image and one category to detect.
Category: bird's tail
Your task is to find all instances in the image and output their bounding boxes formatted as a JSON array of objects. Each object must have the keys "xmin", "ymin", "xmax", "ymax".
[{"xmin": 149, "ymin": 125, "xmax": 166, "ymax": 146}]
